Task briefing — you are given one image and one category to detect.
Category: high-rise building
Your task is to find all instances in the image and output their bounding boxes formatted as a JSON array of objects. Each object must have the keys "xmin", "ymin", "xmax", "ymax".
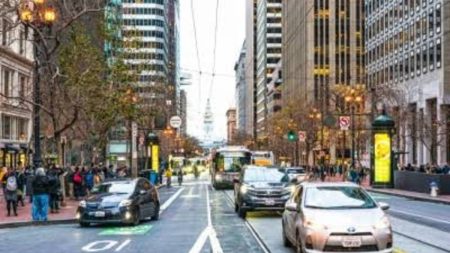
[
  {"xmin": 255, "ymin": 0, "xmax": 283, "ymax": 136},
  {"xmin": 179, "ymin": 89, "xmax": 187, "ymax": 136},
  {"xmin": 235, "ymin": 42, "xmax": 248, "ymax": 134},
  {"xmin": 245, "ymin": 0, "xmax": 257, "ymax": 138},
  {"xmin": 0, "ymin": 16, "xmax": 33, "ymax": 168},
  {"xmin": 365, "ymin": 0, "xmax": 449, "ymax": 165}
]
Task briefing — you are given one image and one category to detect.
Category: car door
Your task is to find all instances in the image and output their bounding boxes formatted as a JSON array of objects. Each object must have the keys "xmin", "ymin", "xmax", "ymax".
[
  {"xmin": 141, "ymin": 180, "xmax": 154, "ymax": 217},
  {"xmin": 234, "ymin": 170, "xmax": 244, "ymax": 204},
  {"xmin": 286, "ymin": 186, "xmax": 303, "ymax": 242}
]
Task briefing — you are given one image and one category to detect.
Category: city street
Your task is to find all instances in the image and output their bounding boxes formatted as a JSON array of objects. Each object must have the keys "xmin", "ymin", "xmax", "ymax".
[{"xmin": 0, "ymin": 174, "xmax": 449, "ymax": 253}]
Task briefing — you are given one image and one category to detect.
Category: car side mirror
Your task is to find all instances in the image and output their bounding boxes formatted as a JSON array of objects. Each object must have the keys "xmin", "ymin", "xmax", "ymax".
[
  {"xmin": 379, "ymin": 202, "xmax": 390, "ymax": 211},
  {"xmin": 285, "ymin": 202, "xmax": 298, "ymax": 212},
  {"xmin": 139, "ymin": 190, "xmax": 147, "ymax": 195},
  {"xmin": 233, "ymin": 178, "xmax": 240, "ymax": 184}
]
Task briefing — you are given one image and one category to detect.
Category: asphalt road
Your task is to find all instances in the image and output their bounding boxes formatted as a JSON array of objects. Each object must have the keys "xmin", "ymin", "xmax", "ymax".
[{"xmin": 1, "ymin": 175, "xmax": 449, "ymax": 253}]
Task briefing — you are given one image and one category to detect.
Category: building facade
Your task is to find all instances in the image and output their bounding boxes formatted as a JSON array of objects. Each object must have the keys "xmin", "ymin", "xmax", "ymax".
[
  {"xmin": 255, "ymin": 0, "xmax": 283, "ymax": 136},
  {"xmin": 235, "ymin": 42, "xmax": 248, "ymax": 134},
  {"xmin": 365, "ymin": 0, "xmax": 449, "ymax": 165},
  {"xmin": 0, "ymin": 16, "xmax": 34, "ymax": 168},
  {"xmin": 282, "ymin": 0, "xmax": 365, "ymax": 164},
  {"xmin": 226, "ymin": 108, "xmax": 237, "ymax": 143},
  {"xmin": 245, "ymin": 0, "xmax": 257, "ymax": 138},
  {"xmin": 179, "ymin": 89, "xmax": 187, "ymax": 136}
]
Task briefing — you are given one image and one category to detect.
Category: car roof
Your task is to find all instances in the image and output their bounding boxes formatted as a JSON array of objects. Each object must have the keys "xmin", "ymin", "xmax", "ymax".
[{"xmin": 300, "ymin": 182, "xmax": 359, "ymax": 188}]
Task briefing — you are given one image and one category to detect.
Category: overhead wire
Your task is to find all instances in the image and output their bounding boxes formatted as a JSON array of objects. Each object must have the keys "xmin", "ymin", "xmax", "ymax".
[
  {"xmin": 190, "ymin": 0, "xmax": 203, "ymax": 114},
  {"xmin": 207, "ymin": 0, "xmax": 221, "ymax": 100}
]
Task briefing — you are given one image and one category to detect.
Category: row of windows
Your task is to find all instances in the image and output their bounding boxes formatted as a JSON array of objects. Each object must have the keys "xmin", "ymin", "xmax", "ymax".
[
  {"xmin": 122, "ymin": 30, "xmax": 165, "ymax": 38},
  {"xmin": 366, "ymin": 3, "xmax": 441, "ymax": 43},
  {"xmin": 367, "ymin": 38, "xmax": 442, "ymax": 86},
  {"xmin": 124, "ymin": 41, "xmax": 166, "ymax": 50},
  {"xmin": 366, "ymin": 0, "xmax": 438, "ymax": 17},
  {"xmin": 124, "ymin": 53, "xmax": 166, "ymax": 61},
  {"xmin": 128, "ymin": 64, "xmax": 167, "ymax": 72},
  {"xmin": 123, "ymin": 8, "xmax": 164, "ymax": 16},
  {"xmin": 123, "ymin": 19, "xmax": 165, "ymax": 27},
  {"xmin": 1, "ymin": 115, "xmax": 29, "ymax": 141},
  {"xmin": 122, "ymin": 0, "xmax": 164, "ymax": 4}
]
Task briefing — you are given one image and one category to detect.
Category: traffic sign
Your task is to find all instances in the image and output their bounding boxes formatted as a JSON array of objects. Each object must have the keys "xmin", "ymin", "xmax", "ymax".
[
  {"xmin": 298, "ymin": 131, "xmax": 306, "ymax": 142},
  {"xmin": 339, "ymin": 116, "xmax": 351, "ymax": 131},
  {"xmin": 169, "ymin": 116, "xmax": 182, "ymax": 128}
]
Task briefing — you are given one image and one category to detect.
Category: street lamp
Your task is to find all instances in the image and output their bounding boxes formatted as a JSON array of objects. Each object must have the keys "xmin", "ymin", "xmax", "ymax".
[
  {"xmin": 344, "ymin": 89, "xmax": 364, "ymax": 169},
  {"xmin": 308, "ymin": 108, "xmax": 322, "ymax": 165},
  {"xmin": 18, "ymin": 0, "xmax": 57, "ymax": 168}
]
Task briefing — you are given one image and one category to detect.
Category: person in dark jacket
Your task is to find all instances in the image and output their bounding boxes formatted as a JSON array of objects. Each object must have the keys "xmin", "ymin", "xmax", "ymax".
[
  {"xmin": 24, "ymin": 166, "xmax": 35, "ymax": 203},
  {"xmin": 31, "ymin": 168, "xmax": 50, "ymax": 221},
  {"xmin": 3, "ymin": 168, "xmax": 19, "ymax": 216},
  {"xmin": 48, "ymin": 166, "xmax": 63, "ymax": 213}
]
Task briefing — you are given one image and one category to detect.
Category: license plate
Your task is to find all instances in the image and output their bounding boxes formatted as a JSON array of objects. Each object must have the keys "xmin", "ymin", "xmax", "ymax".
[
  {"xmin": 94, "ymin": 211, "xmax": 106, "ymax": 218},
  {"xmin": 342, "ymin": 236, "xmax": 362, "ymax": 248},
  {"xmin": 265, "ymin": 199, "xmax": 275, "ymax": 205}
]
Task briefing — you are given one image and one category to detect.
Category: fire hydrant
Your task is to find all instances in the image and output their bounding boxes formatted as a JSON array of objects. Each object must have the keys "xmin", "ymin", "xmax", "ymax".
[{"xmin": 430, "ymin": 181, "xmax": 439, "ymax": 197}]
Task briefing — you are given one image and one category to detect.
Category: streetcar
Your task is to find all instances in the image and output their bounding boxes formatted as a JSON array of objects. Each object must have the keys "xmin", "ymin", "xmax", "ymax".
[{"xmin": 211, "ymin": 146, "xmax": 252, "ymax": 189}]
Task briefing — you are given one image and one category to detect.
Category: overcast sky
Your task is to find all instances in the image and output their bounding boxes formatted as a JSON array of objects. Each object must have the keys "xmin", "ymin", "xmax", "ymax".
[{"xmin": 180, "ymin": 0, "xmax": 246, "ymax": 141}]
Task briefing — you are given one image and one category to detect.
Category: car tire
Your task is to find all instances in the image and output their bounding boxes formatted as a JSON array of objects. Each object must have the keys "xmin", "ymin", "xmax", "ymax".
[
  {"xmin": 238, "ymin": 205, "xmax": 246, "ymax": 219},
  {"xmin": 79, "ymin": 222, "xmax": 90, "ymax": 227},
  {"xmin": 132, "ymin": 209, "xmax": 140, "ymax": 226},
  {"xmin": 152, "ymin": 203, "xmax": 160, "ymax": 221},
  {"xmin": 282, "ymin": 223, "xmax": 292, "ymax": 247},
  {"xmin": 295, "ymin": 233, "xmax": 304, "ymax": 253}
]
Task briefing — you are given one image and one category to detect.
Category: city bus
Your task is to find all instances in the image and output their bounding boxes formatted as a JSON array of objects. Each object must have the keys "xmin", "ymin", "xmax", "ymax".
[
  {"xmin": 251, "ymin": 151, "xmax": 275, "ymax": 166},
  {"xmin": 211, "ymin": 146, "xmax": 252, "ymax": 189}
]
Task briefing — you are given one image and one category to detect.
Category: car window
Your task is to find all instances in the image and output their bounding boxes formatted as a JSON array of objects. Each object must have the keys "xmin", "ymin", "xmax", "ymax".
[
  {"xmin": 91, "ymin": 182, "xmax": 135, "ymax": 194},
  {"xmin": 304, "ymin": 186, "xmax": 377, "ymax": 209},
  {"xmin": 243, "ymin": 167, "xmax": 289, "ymax": 183}
]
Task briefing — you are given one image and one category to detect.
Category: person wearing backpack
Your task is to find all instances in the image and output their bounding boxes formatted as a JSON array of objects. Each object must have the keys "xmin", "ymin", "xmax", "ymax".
[
  {"xmin": 31, "ymin": 168, "xmax": 50, "ymax": 221},
  {"xmin": 4, "ymin": 168, "xmax": 19, "ymax": 216},
  {"xmin": 72, "ymin": 167, "xmax": 83, "ymax": 200}
]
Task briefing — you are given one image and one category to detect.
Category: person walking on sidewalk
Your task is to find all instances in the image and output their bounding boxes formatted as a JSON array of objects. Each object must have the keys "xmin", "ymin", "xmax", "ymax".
[
  {"xmin": 24, "ymin": 166, "xmax": 34, "ymax": 203},
  {"xmin": 31, "ymin": 168, "xmax": 50, "ymax": 221},
  {"xmin": 4, "ymin": 168, "xmax": 19, "ymax": 216},
  {"xmin": 72, "ymin": 167, "xmax": 83, "ymax": 201},
  {"xmin": 48, "ymin": 166, "xmax": 63, "ymax": 213}
]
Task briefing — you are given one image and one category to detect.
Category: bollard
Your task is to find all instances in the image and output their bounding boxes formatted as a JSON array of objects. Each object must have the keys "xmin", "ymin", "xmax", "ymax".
[{"xmin": 430, "ymin": 181, "xmax": 439, "ymax": 197}]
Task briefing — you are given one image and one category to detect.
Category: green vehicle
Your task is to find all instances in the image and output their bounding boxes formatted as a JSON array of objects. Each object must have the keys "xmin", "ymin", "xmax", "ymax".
[{"xmin": 211, "ymin": 146, "xmax": 252, "ymax": 189}]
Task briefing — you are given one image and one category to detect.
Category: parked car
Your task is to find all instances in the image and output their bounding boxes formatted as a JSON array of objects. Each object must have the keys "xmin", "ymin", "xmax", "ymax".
[
  {"xmin": 234, "ymin": 166, "xmax": 295, "ymax": 218},
  {"xmin": 282, "ymin": 182, "xmax": 393, "ymax": 253},
  {"xmin": 76, "ymin": 178, "xmax": 160, "ymax": 227}
]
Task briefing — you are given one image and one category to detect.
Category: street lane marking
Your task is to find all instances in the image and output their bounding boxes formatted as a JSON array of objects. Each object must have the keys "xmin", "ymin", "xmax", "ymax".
[
  {"xmin": 115, "ymin": 239, "xmax": 130, "ymax": 252},
  {"xmin": 99, "ymin": 225, "xmax": 152, "ymax": 236},
  {"xmin": 160, "ymin": 187, "xmax": 184, "ymax": 214},
  {"xmin": 82, "ymin": 240, "xmax": 130, "ymax": 252},
  {"xmin": 389, "ymin": 209, "xmax": 450, "ymax": 225},
  {"xmin": 189, "ymin": 184, "xmax": 224, "ymax": 253}
]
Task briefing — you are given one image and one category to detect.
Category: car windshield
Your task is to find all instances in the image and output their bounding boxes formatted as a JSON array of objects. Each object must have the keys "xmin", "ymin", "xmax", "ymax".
[
  {"xmin": 304, "ymin": 186, "xmax": 377, "ymax": 209},
  {"xmin": 216, "ymin": 152, "xmax": 252, "ymax": 172},
  {"xmin": 244, "ymin": 167, "xmax": 289, "ymax": 183},
  {"xmin": 91, "ymin": 182, "xmax": 135, "ymax": 195},
  {"xmin": 286, "ymin": 168, "xmax": 305, "ymax": 174}
]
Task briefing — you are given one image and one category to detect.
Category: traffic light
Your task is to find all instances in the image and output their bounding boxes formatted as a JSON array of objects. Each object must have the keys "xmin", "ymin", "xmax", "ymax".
[{"xmin": 287, "ymin": 130, "xmax": 297, "ymax": 142}]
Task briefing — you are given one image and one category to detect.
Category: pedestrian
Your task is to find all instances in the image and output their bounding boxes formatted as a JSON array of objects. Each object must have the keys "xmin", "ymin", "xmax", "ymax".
[
  {"xmin": 4, "ymin": 168, "xmax": 19, "ymax": 216},
  {"xmin": 16, "ymin": 166, "xmax": 26, "ymax": 207},
  {"xmin": 24, "ymin": 166, "xmax": 34, "ymax": 203},
  {"xmin": 31, "ymin": 168, "xmax": 50, "ymax": 221},
  {"xmin": 48, "ymin": 166, "xmax": 63, "ymax": 213},
  {"xmin": 72, "ymin": 167, "xmax": 83, "ymax": 200},
  {"xmin": 165, "ymin": 168, "xmax": 173, "ymax": 188},
  {"xmin": 84, "ymin": 167, "xmax": 94, "ymax": 192}
]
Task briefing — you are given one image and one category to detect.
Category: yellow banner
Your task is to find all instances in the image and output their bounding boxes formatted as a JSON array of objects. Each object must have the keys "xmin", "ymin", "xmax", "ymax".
[
  {"xmin": 374, "ymin": 133, "xmax": 391, "ymax": 183},
  {"xmin": 151, "ymin": 145, "xmax": 159, "ymax": 173}
]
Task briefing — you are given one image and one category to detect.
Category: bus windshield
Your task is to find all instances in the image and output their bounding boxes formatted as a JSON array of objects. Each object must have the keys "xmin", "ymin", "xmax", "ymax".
[{"xmin": 216, "ymin": 152, "xmax": 251, "ymax": 173}]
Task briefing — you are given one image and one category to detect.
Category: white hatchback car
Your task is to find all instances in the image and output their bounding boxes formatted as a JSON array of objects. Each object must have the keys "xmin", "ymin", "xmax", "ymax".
[{"xmin": 282, "ymin": 182, "xmax": 393, "ymax": 253}]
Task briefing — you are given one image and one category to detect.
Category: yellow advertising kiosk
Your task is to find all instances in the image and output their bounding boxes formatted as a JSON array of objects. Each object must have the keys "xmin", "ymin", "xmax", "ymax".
[
  {"xmin": 147, "ymin": 133, "xmax": 160, "ymax": 173},
  {"xmin": 371, "ymin": 112, "xmax": 395, "ymax": 188}
]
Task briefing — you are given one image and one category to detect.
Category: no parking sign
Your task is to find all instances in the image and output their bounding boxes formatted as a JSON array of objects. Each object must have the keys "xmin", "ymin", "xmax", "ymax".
[{"xmin": 339, "ymin": 116, "xmax": 351, "ymax": 131}]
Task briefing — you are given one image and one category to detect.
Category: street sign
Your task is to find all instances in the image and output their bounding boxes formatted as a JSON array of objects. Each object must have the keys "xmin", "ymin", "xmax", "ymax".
[
  {"xmin": 139, "ymin": 134, "xmax": 145, "ymax": 146},
  {"xmin": 339, "ymin": 116, "xmax": 351, "ymax": 131},
  {"xmin": 298, "ymin": 131, "xmax": 306, "ymax": 142},
  {"xmin": 323, "ymin": 114, "xmax": 337, "ymax": 127},
  {"xmin": 169, "ymin": 116, "xmax": 182, "ymax": 128}
]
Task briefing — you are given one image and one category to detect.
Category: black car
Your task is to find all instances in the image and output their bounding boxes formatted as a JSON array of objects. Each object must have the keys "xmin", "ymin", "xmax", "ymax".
[
  {"xmin": 234, "ymin": 166, "xmax": 295, "ymax": 218},
  {"xmin": 76, "ymin": 178, "xmax": 160, "ymax": 227}
]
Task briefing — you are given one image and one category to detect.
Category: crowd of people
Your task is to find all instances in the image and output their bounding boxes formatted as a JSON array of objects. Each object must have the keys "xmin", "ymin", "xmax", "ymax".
[
  {"xmin": 0, "ymin": 163, "xmax": 131, "ymax": 221},
  {"xmin": 400, "ymin": 163, "xmax": 450, "ymax": 174}
]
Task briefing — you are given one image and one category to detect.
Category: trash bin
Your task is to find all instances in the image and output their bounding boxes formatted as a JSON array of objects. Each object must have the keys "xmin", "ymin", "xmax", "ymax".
[{"xmin": 150, "ymin": 171, "xmax": 158, "ymax": 185}]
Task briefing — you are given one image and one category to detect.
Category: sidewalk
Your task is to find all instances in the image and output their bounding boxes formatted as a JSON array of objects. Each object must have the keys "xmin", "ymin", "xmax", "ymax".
[
  {"xmin": 321, "ymin": 175, "xmax": 450, "ymax": 205},
  {"xmin": 0, "ymin": 192, "xmax": 78, "ymax": 228}
]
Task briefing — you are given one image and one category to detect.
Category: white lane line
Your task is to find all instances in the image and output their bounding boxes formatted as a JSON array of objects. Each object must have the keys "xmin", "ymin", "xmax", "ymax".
[
  {"xmin": 390, "ymin": 209, "xmax": 450, "ymax": 225},
  {"xmin": 188, "ymin": 227, "xmax": 210, "ymax": 253},
  {"xmin": 160, "ymin": 187, "xmax": 184, "ymax": 214},
  {"xmin": 115, "ymin": 239, "xmax": 131, "ymax": 252},
  {"xmin": 244, "ymin": 222, "xmax": 270, "ymax": 253}
]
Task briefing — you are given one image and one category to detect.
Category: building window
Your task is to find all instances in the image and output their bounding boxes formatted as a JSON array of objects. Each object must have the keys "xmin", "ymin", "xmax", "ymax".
[
  {"xmin": 2, "ymin": 115, "xmax": 11, "ymax": 140},
  {"xmin": 410, "ymin": 51, "xmax": 415, "ymax": 78},
  {"xmin": 422, "ymin": 44, "xmax": 427, "ymax": 74},
  {"xmin": 429, "ymin": 41, "xmax": 434, "ymax": 71},
  {"xmin": 19, "ymin": 75, "xmax": 28, "ymax": 98},
  {"xmin": 17, "ymin": 118, "xmax": 29, "ymax": 140},
  {"xmin": 436, "ymin": 3, "xmax": 441, "ymax": 34},
  {"xmin": 436, "ymin": 38, "xmax": 441, "ymax": 68},
  {"xmin": 416, "ymin": 48, "xmax": 421, "ymax": 76},
  {"xmin": 429, "ymin": 7, "xmax": 434, "ymax": 37},
  {"xmin": 19, "ymin": 28, "xmax": 26, "ymax": 55},
  {"xmin": 2, "ymin": 68, "xmax": 12, "ymax": 97},
  {"xmin": 1, "ymin": 18, "xmax": 11, "ymax": 46}
]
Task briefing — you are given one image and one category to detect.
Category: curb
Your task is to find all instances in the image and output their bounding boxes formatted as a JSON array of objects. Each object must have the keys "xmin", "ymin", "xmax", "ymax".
[
  {"xmin": 366, "ymin": 188, "xmax": 450, "ymax": 205},
  {"xmin": 0, "ymin": 219, "xmax": 77, "ymax": 229}
]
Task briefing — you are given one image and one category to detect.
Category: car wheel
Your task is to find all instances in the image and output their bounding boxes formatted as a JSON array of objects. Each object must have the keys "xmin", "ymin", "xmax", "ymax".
[
  {"xmin": 282, "ymin": 222, "xmax": 292, "ymax": 247},
  {"xmin": 79, "ymin": 222, "xmax": 90, "ymax": 227},
  {"xmin": 238, "ymin": 205, "xmax": 246, "ymax": 219},
  {"xmin": 132, "ymin": 209, "xmax": 140, "ymax": 226},
  {"xmin": 234, "ymin": 203, "xmax": 238, "ymax": 213},
  {"xmin": 152, "ymin": 203, "xmax": 160, "ymax": 220}
]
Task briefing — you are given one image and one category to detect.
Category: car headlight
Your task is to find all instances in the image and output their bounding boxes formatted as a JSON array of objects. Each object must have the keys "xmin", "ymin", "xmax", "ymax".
[
  {"xmin": 240, "ymin": 184, "xmax": 248, "ymax": 194},
  {"xmin": 303, "ymin": 219, "xmax": 327, "ymax": 230},
  {"xmin": 374, "ymin": 216, "xmax": 391, "ymax": 229},
  {"xmin": 79, "ymin": 200, "xmax": 86, "ymax": 208},
  {"xmin": 119, "ymin": 199, "xmax": 133, "ymax": 207}
]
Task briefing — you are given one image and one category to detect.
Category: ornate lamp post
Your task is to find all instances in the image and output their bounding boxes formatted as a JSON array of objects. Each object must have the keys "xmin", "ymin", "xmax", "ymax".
[
  {"xmin": 18, "ymin": 0, "xmax": 56, "ymax": 168},
  {"xmin": 344, "ymin": 89, "xmax": 364, "ymax": 168}
]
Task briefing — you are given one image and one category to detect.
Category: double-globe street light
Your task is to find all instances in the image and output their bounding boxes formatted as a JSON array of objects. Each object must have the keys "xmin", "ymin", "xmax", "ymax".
[
  {"xmin": 344, "ymin": 89, "xmax": 364, "ymax": 168},
  {"xmin": 18, "ymin": 0, "xmax": 56, "ymax": 168}
]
